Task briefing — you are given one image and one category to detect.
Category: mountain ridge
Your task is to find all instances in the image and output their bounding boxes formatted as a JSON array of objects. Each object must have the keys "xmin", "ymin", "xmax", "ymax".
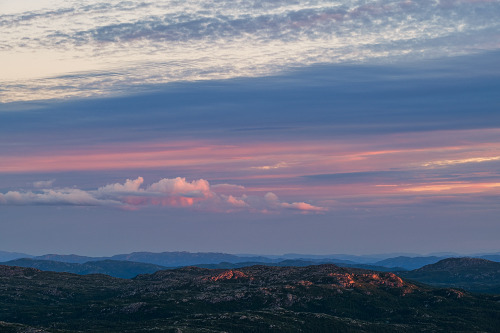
[
  {"xmin": 1, "ymin": 249, "xmax": 500, "ymax": 270},
  {"xmin": 0, "ymin": 258, "xmax": 168, "ymax": 279}
]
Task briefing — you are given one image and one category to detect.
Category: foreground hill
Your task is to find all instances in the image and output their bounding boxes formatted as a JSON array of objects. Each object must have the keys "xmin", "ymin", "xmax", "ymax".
[
  {"xmin": 0, "ymin": 258, "xmax": 167, "ymax": 279},
  {"xmin": 401, "ymin": 257, "xmax": 500, "ymax": 293},
  {"xmin": 1, "ymin": 264, "xmax": 499, "ymax": 332}
]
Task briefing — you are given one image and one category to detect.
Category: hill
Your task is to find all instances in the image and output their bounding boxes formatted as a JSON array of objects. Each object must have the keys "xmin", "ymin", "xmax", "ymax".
[
  {"xmin": 1, "ymin": 258, "xmax": 167, "ymax": 279},
  {"xmin": 6, "ymin": 250, "xmax": 499, "ymax": 269},
  {"xmin": 0, "ymin": 264, "xmax": 499, "ymax": 332},
  {"xmin": 1, "ymin": 258, "xmax": 400, "ymax": 279},
  {"xmin": 110, "ymin": 251, "xmax": 275, "ymax": 266},
  {"xmin": 34, "ymin": 254, "xmax": 102, "ymax": 263},
  {"xmin": 195, "ymin": 259, "xmax": 404, "ymax": 272},
  {"xmin": 401, "ymin": 257, "xmax": 500, "ymax": 293},
  {"xmin": 374, "ymin": 256, "xmax": 444, "ymax": 270},
  {"xmin": 0, "ymin": 250, "xmax": 33, "ymax": 262}
]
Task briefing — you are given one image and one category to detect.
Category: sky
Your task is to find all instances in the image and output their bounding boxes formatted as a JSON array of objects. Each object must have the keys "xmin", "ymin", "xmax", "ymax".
[{"xmin": 1, "ymin": 0, "xmax": 500, "ymax": 256}]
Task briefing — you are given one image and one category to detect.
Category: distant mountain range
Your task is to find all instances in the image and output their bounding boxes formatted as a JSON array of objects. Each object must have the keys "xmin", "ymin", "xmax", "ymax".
[
  {"xmin": 0, "ymin": 258, "xmax": 400, "ymax": 278},
  {"xmin": 2, "ymin": 252, "xmax": 500, "ymax": 294},
  {"xmin": 2, "ymin": 250, "xmax": 499, "ymax": 268},
  {"xmin": 0, "ymin": 258, "xmax": 168, "ymax": 279},
  {"xmin": 0, "ymin": 250, "xmax": 33, "ymax": 262},
  {"xmin": 372, "ymin": 256, "xmax": 445, "ymax": 270}
]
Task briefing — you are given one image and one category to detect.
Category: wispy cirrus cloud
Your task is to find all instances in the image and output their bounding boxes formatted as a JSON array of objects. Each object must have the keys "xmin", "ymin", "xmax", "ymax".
[
  {"xmin": 252, "ymin": 162, "xmax": 289, "ymax": 170},
  {"xmin": 0, "ymin": 176, "xmax": 326, "ymax": 213},
  {"xmin": 422, "ymin": 156, "xmax": 500, "ymax": 167},
  {"xmin": 1, "ymin": 0, "xmax": 499, "ymax": 102}
]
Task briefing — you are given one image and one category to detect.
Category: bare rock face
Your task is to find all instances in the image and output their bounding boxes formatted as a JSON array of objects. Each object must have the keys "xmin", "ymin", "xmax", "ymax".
[
  {"xmin": 203, "ymin": 269, "xmax": 250, "ymax": 281},
  {"xmin": 136, "ymin": 264, "xmax": 415, "ymax": 297}
]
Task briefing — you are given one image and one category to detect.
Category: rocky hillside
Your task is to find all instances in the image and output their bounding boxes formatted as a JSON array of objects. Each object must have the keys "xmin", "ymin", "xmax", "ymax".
[{"xmin": 1, "ymin": 264, "xmax": 500, "ymax": 332}]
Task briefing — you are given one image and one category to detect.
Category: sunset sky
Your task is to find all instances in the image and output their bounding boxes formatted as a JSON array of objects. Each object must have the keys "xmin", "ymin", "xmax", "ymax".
[{"xmin": 1, "ymin": 0, "xmax": 500, "ymax": 256}]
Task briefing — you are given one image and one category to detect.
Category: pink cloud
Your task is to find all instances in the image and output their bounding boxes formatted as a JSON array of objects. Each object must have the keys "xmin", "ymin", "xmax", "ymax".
[
  {"xmin": 2, "ymin": 130, "xmax": 500, "ymax": 185},
  {"xmin": 148, "ymin": 177, "xmax": 211, "ymax": 197},
  {"xmin": 0, "ymin": 177, "xmax": 324, "ymax": 213},
  {"xmin": 3, "ymin": 128, "xmax": 500, "ymax": 210},
  {"xmin": 264, "ymin": 192, "xmax": 327, "ymax": 213},
  {"xmin": 147, "ymin": 177, "xmax": 213, "ymax": 207},
  {"xmin": 225, "ymin": 195, "xmax": 249, "ymax": 208},
  {"xmin": 280, "ymin": 201, "xmax": 328, "ymax": 212}
]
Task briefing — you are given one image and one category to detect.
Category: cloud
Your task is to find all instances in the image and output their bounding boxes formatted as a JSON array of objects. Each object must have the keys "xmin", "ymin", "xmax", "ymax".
[
  {"xmin": 402, "ymin": 182, "xmax": 500, "ymax": 193},
  {"xmin": 146, "ymin": 177, "xmax": 213, "ymax": 207},
  {"xmin": 281, "ymin": 201, "xmax": 328, "ymax": 212},
  {"xmin": 33, "ymin": 179, "xmax": 55, "ymax": 188},
  {"xmin": 264, "ymin": 192, "xmax": 327, "ymax": 213},
  {"xmin": 2, "ymin": 0, "xmax": 500, "ymax": 102},
  {"xmin": 252, "ymin": 162, "xmax": 288, "ymax": 170},
  {"xmin": 212, "ymin": 184, "xmax": 246, "ymax": 191},
  {"xmin": 225, "ymin": 195, "xmax": 249, "ymax": 208},
  {"xmin": 0, "ymin": 176, "xmax": 324, "ymax": 213},
  {"xmin": 0, "ymin": 188, "xmax": 116, "ymax": 206},
  {"xmin": 422, "ymin": 156, "xmax": 500, "ymax": 167},
  {"xmin": 98, "ymin": 176, "xmax": 144, "ymax": 193}
]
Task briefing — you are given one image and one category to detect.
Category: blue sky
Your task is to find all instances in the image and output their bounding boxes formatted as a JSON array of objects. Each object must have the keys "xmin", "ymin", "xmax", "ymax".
[{"xmin": 1, "ymin": 0, "xmax": 500, "ymax": 256}]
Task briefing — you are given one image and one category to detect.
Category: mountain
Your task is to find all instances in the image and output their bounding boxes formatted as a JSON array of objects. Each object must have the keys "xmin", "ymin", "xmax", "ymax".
[
  {"xmin": 1, "ymin": 258, "xmax": 167, "ymax": 278},
  {"xmin": 400, "ymin": 257, "xmax": 500, "ymax": 293},
  {"xmin": 109, "ymin": 251, "xmax": 273, "ymax": 266},
  {"xmin": 2, "ymin": 258, "xmax": 401, "ymax": 278},
  {"xmin": 30, "ymin": 251, "xmax": 278, "ymax": 266},
  {"xmin": 34, "ymin": 254, "xmax": 105, "ymax": 263},
  {"xmin": 0, "ymin": 250, "xmax": 33, "ymax": 262},
  {"xmin": 275, "ymin": 253, "xmax": 420, "ymax": 263},
  {"xmin": 479, "ymin": 254, "xmax": 500, "ymax": 262},
  {"xmin": 1, "ymin": 263, "xmax": 499, "ymax": 332},
  {"xmin": 374, "ymin": 256, "xmax": 445, "ymax": 270},
  {"xmin": 4, "ymin": 250, "xmax": 500, "ymax": 270}
]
